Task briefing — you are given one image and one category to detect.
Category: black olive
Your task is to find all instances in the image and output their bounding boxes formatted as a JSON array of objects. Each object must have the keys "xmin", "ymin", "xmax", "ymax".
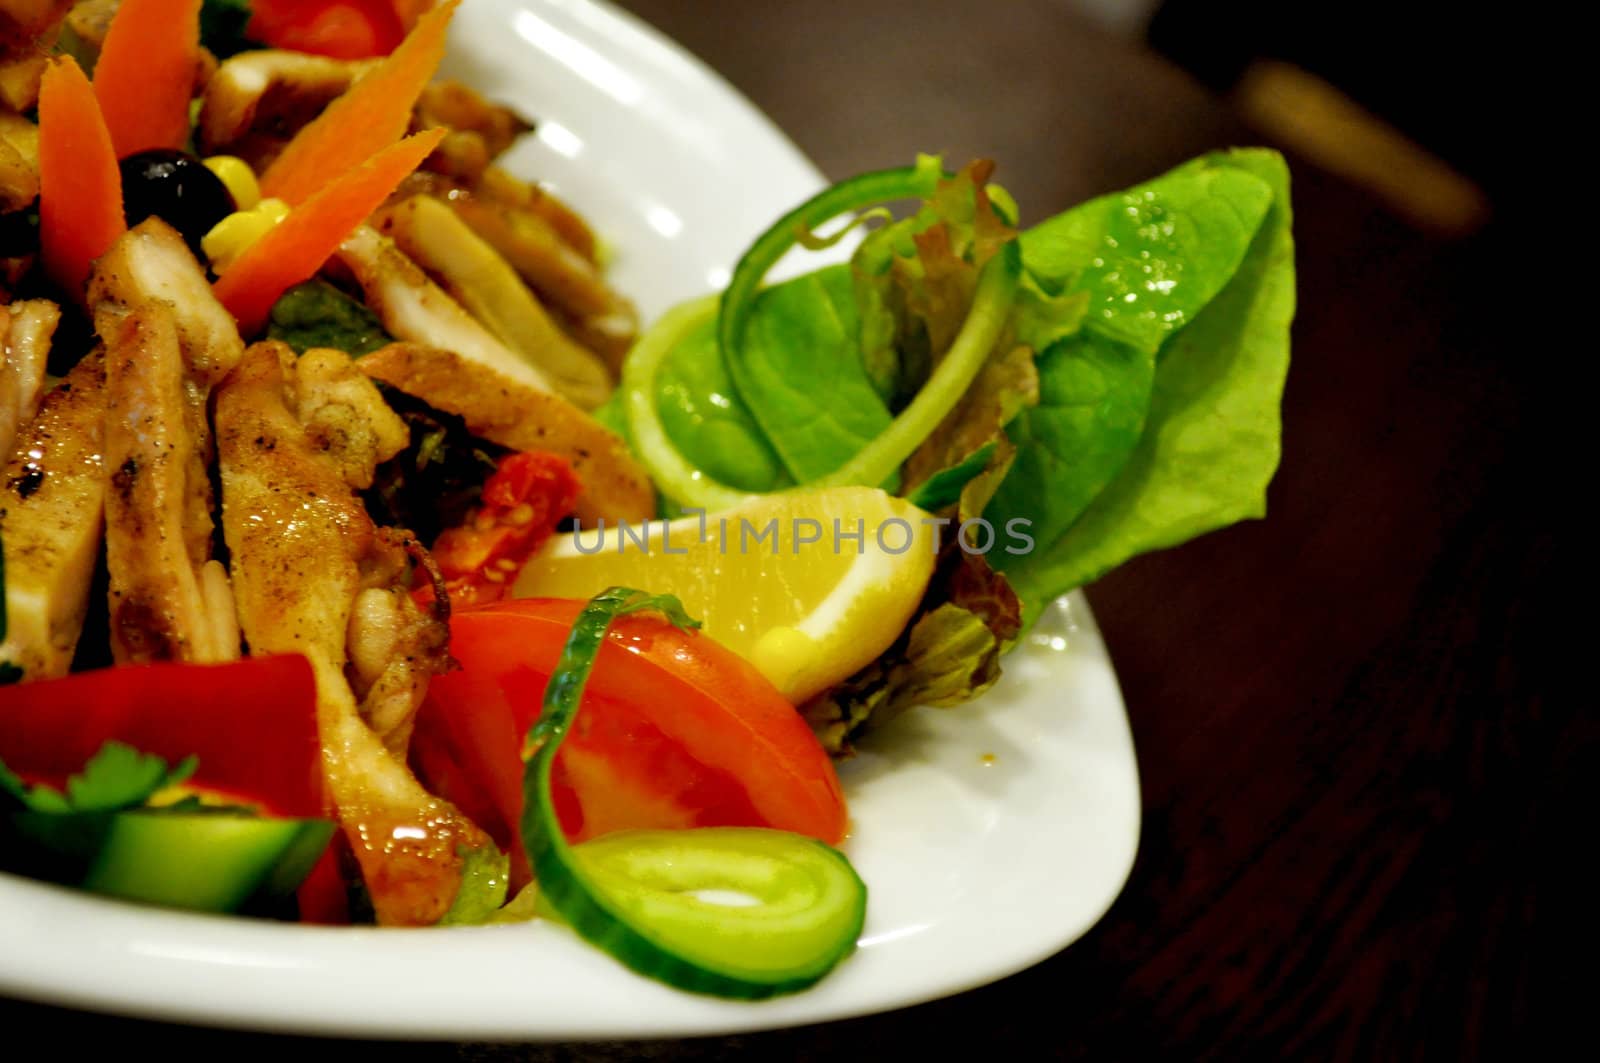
[{"xmin": 119, "ymin": 149, "xmax": 237, "ymax": 255}]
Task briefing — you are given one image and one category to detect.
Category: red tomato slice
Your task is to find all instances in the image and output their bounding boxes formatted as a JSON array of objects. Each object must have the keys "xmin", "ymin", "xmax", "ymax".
[
  {"xmin": 412, "ymin": 598, "xmax": 848, "ymax": 887},
  {"xmin": 0, "ymin": 654, "xmax": 344, "ymax": 921}
]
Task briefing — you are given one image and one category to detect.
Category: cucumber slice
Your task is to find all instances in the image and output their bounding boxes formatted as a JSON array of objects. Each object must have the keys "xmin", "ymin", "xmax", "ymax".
[
  {"xmin": 521, "ymin": 588, "xmax": 867, "ymax": 999},
  {"xmin": 5, "ymin": 810, "xmax": 334, "ymax": 914},
  {"xmin": 569, "ymin": 828, "xmax": 866, "ymax": 990}
]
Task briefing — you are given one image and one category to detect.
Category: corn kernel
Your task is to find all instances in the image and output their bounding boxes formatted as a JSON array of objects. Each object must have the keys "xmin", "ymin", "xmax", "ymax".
[
  {"xmin": 203, "ymin": 155, "xmax": 261, "ymax": 211},
  {"xmin": 256, "ymin": 197, "xmax": 290, "ymax": 224},
  {"xmin": 202, "ymin": 197, "xmax": 294, "ymax": 272}
]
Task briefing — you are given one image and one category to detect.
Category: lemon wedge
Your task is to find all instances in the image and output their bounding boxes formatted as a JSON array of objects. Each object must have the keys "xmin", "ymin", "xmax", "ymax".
[{"xmin": 512, "ymin": 486, "xmax": 936, "ymax": 702}]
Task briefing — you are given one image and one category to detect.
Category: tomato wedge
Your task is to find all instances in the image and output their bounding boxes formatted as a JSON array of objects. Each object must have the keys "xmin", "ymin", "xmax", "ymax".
[
  {"xmin": 0, "ymin": 655, "xmax": 344, "ymax": 921},
  {"xmin": 411, "ymin": 598, "xmax": 847, "ymax": 887}
]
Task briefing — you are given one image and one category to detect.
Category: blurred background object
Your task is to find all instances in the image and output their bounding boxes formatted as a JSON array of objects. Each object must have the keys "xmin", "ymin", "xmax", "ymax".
[{"xmin": 1070, "ymin": 0, "xmax": 1494, "ymax": 235}]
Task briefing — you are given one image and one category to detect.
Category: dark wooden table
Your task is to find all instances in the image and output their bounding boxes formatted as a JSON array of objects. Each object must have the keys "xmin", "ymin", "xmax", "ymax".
[{"xmin": 4, "ymin": 1, "xmax": 1552, "ymax": 1057}]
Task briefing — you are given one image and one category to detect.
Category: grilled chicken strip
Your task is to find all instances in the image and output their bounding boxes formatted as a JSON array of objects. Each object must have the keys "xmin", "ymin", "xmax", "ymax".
[
  {"xmin": 0, "ymin": 108, "xmax": 37, "ymax": 214},
  {"xmin": 0, "ymin": 1, "xmax": 70, "ymax": 112},
  {"xmin": 333, "ymin": 224, "xmax": 560, "ymax": 394},
  {"xmin": 360, "ymin": 341, "xmax": 655, "ymax": 526},
  {"xmin": 0, "ymin": 298, "xmax": 59, "ymax": 460},
  {"xmin": 372, "ymin": 194, "xmax": 613, "ymax": 410},
  {"xmin": 96, "ymin": 302, "xmax": 239, "ymax": 662},
  {"xmin": 90, "ymin": 219, "xmax": 245, "ymax": 386},
  {"xmin": 389, "ymin": 168, "xmax": 637, "ymax": 371},
  {"xmin": 90, "ymin": 221, "xmax": 246, "ymax": 663},
  {"xmin": 0, "ymin": 0, "xmax": 72, "ymax": 44},
  {"xmin": 0, "ymin": 352, "xmax": 105, "ymax": 680},
  {"xmin": 413, "ymin": 80, "xmax": 531, "ymax": 185},
  {"xmin": 217, "ymin": 341, "xmax": 490, "ymax": 926}
]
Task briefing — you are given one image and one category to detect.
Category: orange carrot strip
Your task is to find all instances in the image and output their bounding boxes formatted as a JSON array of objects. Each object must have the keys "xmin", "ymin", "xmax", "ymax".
[
  {"xmin": 215, "ymin": 128, "xmax": 447, "ymax": 335},
  {"xmin": 259, "ymin": 0, "xmax": 458, "ymax": 206},
  {"xmin": 94, "ymin": 0, "xmax": 204, "ymax": 157},
  {"xmin": 38, "ymin": 57, "xmax": 126, "ymax": 298}
]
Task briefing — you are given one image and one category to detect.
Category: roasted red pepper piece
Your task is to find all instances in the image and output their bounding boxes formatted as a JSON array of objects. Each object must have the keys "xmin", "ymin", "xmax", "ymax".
[{"xmin": 423, "ymin": 451, "xmax": 581, "ymax": 608}]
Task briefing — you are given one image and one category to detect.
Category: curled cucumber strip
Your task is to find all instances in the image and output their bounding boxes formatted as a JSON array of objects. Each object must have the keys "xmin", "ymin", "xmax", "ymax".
[{"xmin": 624, "ymin": 159, "xmax": 1021, "ymax": 513}]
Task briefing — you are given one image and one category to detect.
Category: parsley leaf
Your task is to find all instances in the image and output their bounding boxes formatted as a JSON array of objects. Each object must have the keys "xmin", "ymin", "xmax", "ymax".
[{"xmin": 0, "ymin": 742, "xmax": 198, "ymax": 815}]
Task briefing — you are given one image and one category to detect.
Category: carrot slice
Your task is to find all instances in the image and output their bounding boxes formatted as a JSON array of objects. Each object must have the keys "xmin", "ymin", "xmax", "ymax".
[
  {"xmin": 259, "ymin": 0, "xmax": 458, "ymax": 206},
  {"xmin": 94, "ymin": 0, "xmax": 203, "ymax": 157},
  {"xmin": 38, "ymin": 57, "xmax": 126, "ymax": 298},
  {"xmin": 214, "ymin": 128, "xmax": 447, "ymax": 335}
]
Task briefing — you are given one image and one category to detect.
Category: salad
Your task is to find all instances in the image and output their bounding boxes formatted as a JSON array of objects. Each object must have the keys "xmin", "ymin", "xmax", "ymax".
[{"xmin": 0, "ymin": 0, "xmax": 1293, "ymax": 1000}]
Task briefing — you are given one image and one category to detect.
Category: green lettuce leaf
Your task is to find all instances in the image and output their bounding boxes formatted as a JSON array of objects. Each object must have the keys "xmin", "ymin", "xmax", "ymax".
[
  {"xmin": 268, "ymin": 281, "xmax": 393, "ymax": 357},
  {"xmin": 985, "ymin": 152, "xmax": 1278, "ymax": 584},
  {"xmin": 733, "ymin": 265, "xmax": 891, "ymax": 482},
  {"xmin": 983, "ymin": 331, "xmax": 1155, "ymax": 573},
  {"xmin": 652, "ymin": 310, "xmax": 793, "ymax": 493},
  {"xmin": 1021, "ymin": 157, "xmax": 1275, "ymax": 352},
  {"xmin": 1000, "ymin": 149, "xmax": 1294, "ymax": 623}
]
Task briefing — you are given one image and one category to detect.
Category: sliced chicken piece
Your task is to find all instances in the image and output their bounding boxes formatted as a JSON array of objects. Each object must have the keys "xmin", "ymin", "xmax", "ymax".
[
  {"xmin": 0, "ymin": 352, "xmax": 106, "ymax": 680},
  {"xmin": 413, "ymin": 81, "xmax": 531, "ymax": 185},
  {"xmin": 0, "ymin": 8, "xmax": 56, "ymax": 108},
  {"xmin": 332, "ymin": 224, "xmax": 559, "ymax": 395},
  {"xmin": 0, "ymin": 108, "xmax": 36, "ymax": 213},
  {"xmin": 62, "ymin": 0, "xmax": 115, "ymax": 53},
  {"xmin": 397, "ymin": 166, "xmax": 600, "ymax": 268},
  {"xmin": 0, "ymin": 0, "xmax": 71, "ymax": 42},
  {"xmin": 197, "ymin": 49, "xmax": 377, "ymax": 169},
  {"xmin": 359, "ymin": 341, "xmax": 654, "ymax": 525},
  {"xmin": 474, "ymin": 166, "xmax": 599, "ymax": 266},
  {"xmin": 417, "ymin": 81, "xmax": 530, "ymax": 162},
  {"xmin": 293, "ymin": 345, "xmax": 412, "ymax": 489},
  {"xmin": 0, "ymin": 52, "xmax": 42, "ymax": 113},
  {"xmin": 291, "ymin": 347, "xmax": 440, "ymax": 748},
  {"xmin": 0, "ymin": 1, "xmax": 69, "ymax": 111},
  {"xmin": 386, "ymin": 168, "xmax": 632, "ymax": 369},
  {"xmin": 217, "ymin": 341, "xmax": 487, "ymax": 926},
  {"xmin": 0, "ymin": 298, "xmax": 59, "ymax": 460},
  {"xmin": 89, "ymin": 221, "xmax": 247, "ymax": 664},
  {"xmin": 96, "ymin": 301, "xmax": 238, "ymax": 663},
  {"xmin": 89, "ymin": 218, "xmax": 245, "ymax": 387},
  {"xmin": 451, "ymin": 194, "xmax": 636, "ymax": 372},
  {"xmin": 372, "ymin": 194, "xmax": 613, "ymax": 409}
]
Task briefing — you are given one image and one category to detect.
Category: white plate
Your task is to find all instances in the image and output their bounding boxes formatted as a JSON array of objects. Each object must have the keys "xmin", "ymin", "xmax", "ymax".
[{"xmin": 0, "ymin": 0, "xmax": 1140, "ymax": 1039}]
